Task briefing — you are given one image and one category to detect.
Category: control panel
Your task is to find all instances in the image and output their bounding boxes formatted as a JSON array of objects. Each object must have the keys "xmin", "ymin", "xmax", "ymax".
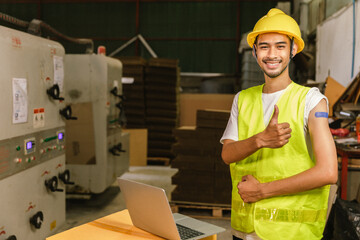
[{"xmin": 0, "ymin": 128, "xmax": 66, "ymax": 180}]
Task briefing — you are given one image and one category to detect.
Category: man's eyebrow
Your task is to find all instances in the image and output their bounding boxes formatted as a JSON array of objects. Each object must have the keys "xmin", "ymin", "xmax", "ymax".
[{"xmin": 258, "ymin": 41, "xmax": 288, "ymax": 46}]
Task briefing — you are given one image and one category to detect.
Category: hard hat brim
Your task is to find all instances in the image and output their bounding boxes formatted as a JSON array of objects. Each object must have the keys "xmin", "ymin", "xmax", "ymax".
[{"xmin": 247, "ymin": 30, "xmax": 305, "ymax": 54}]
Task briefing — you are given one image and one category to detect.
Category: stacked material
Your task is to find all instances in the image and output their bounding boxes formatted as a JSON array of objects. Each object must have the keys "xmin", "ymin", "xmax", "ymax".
[
  {"xmin": 241, "ymin": 49, "xmax": 264, "ymax": 90},
  {"xmin": 118, "ymin": 56, "xmax": 147, "ymax": 128},
  {"xmin": 171, "ymin": 109, "xmax": 231, "ymax": 204},
  {"xmin": 145, "ymin": 58, "xmax": 180, "ymax": 159}
]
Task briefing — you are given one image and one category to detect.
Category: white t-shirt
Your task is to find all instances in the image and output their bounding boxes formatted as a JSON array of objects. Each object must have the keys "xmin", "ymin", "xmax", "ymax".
[
  {"xmin": 221, "ymin": 86, "xmax": 328, "ymax": 143},
  {"xmin": 220, "ymin": 86, "xmax": 328, "ymax": 239}
]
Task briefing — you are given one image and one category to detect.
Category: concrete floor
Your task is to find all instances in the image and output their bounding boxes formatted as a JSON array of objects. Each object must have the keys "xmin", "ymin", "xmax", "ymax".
[{"xmin": 54, "ymin": 166, "xmax": 233, "ymax": 239}]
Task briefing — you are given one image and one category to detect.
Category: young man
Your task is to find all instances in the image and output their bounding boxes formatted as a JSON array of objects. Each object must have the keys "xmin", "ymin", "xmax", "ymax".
[{"xmin": 221, "ymin": 9, "xmax": 338, "ymax": 240}]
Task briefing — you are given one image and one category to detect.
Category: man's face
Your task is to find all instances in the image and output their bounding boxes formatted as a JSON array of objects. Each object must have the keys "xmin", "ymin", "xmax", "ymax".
[{"xmin": 254, "ymin": 33, "xmax": 295, "ymax": 79}]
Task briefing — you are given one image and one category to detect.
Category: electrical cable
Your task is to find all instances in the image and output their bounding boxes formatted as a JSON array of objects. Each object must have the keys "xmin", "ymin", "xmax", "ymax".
[
  {"xmin": 35, "ymin": 20, "xmax": 94, "ymax": 53},
  {"xmin": 0, "ymin": 11, "xmax": 94, "ymax": 53},
  {"xmin": 0, "ymin": 12, "xmax": 29, "ymax": 28}
]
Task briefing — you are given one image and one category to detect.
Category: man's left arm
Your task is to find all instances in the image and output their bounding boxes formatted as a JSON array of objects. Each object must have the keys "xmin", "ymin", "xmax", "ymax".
[{"xmin": 238, "ymin": 99, "xmax": 338, "ymax": 203}]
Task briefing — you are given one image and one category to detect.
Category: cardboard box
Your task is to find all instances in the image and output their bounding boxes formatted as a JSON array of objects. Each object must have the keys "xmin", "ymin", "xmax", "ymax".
[
  {"xmin": 122, "ymin": 129, "xmax": 148, "ymax": 166},
  {"xmin": 179, "ymin": 94, "xmax": 233, "ymax": 126},
  {"xmin": 324, "ymin": 76, "xmax": 346, "ymax": 116},
  {"xmin": 65, "ymin": 102, "xmax": 96, "ymax": 165}
]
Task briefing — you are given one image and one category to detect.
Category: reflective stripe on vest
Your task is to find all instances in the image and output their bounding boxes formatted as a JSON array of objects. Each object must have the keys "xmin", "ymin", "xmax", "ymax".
[{"xmin": 230, "ymin": 82, "xmax": 330, "ymax": 240}]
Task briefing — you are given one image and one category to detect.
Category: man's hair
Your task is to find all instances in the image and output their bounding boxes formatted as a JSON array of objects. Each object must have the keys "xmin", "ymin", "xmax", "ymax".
[
  {"xmin": 253, "ymin": 34, "xmax": 292, "ymax": 46},
  {"xmin": 253, "ymin": 34, "xmax": 295, "ymax": 59}
]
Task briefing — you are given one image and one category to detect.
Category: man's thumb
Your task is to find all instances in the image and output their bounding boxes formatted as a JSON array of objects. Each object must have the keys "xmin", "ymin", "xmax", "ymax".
[{"xmin": 270, "ymin": 105, "xmax": 279, "ymax": 124}]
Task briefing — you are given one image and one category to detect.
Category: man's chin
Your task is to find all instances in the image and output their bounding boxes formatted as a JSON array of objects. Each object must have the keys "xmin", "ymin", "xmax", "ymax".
[
  {"xmin": 264, "ymin": 71, "xmax": 282, "ymax": 78},
  {"xmin": 263, "ymin": 65, "xmax": 288, "ymax": 79}
]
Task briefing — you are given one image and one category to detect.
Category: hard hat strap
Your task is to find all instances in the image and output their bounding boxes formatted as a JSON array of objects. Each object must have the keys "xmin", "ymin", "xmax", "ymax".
[
  {"xmin": 252, "ymin": 35, "xmax": 259, "ymax": 59},
  {"xmin": 290, "ymin": 37, "xmax": 294, "ymax": 59},
  {"xmin": 253, "ymin": 45, "xmax": 257, "ymax": 59}
]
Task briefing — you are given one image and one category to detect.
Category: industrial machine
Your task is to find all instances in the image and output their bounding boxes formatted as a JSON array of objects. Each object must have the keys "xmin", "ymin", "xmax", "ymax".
[
  {"xmin": 63, "ymin": 54, "xmax": 129, "ymax": 196},
  {"xmin": 0, "ymin": 25, "xmax": 68, "ymax": 239}
]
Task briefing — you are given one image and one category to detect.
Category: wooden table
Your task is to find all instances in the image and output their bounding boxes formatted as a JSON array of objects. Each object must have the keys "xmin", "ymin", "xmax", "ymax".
[
  {"xmin": 47, "ymin": 209, "xmax": 217, "ymax": 240},
  {"xmin": 336, "ymin": 144, "xmax": 360, "ymax": 200}
]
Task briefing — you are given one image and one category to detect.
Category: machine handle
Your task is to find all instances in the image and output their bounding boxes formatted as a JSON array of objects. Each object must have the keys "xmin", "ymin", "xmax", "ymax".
[
  {"xmin": 109, "ymin": 146, "xmax": 120, "ymax": 156},
  {"xmin": 29, "ymin": 211, "xmax": 43, "ymax": 229},
  {"xmin": 45, "ymin": 176, "xmax": 64, "ymax": 192},
  {"xmin": 115, "ymin": 102, "xmax": 123, "ymax": 110},
  {"xmin": 115, "ymin": 143, "xmax": 126, "ymax": 153},
  {"xmin": 47, "ymin": 84, "xmax": 64, "ymax": 101},
  {"xmin": 110, "ymin": 87, "xmax": 126, "ymax": 100},
  {"xmin": 59, "ymin": 106, "xmax": 78, "ymax": 120},
  {"xmin": 59, "ymin": 170, "xmax": 75, "ymax": 185}
]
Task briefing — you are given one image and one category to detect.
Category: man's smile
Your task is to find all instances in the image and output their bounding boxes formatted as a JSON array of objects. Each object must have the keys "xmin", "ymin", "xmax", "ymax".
[{"xmin": 262, "ymin": 59, "xmax": 282, "ymax": 69}]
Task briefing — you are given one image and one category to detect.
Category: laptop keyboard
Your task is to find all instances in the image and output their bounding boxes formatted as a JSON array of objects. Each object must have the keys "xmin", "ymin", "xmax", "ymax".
[{"xmin": 176, "ymin": 223, "xmax": 204, "ymax": 240}]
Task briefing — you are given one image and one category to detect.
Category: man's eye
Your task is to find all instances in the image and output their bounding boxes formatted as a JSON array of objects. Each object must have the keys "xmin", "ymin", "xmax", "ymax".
[{"xmin": 277, "ymin": 45, "xmax": 285, "ymax": 49}]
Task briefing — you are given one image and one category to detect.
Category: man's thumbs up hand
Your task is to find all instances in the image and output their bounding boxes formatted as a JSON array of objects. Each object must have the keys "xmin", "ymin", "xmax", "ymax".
[
  {"xmin": 257, "ymin": 105, "xmax": 292, "ymax": 149},
  {"xmin": 269, "ymin": 104, "xmax": 279, "ymax": 125}
]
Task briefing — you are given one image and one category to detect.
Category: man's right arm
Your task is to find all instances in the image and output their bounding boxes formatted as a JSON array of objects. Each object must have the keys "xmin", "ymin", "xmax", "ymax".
[{"xmin": 221, "ymin": 105, "xmax": 292, "ymax": 164}]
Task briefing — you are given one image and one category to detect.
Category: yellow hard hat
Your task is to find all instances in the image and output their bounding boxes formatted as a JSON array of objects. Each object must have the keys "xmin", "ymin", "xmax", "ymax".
[{"xmin": 247, "ymin": 8, "xmax": 304, "ymax": 53}]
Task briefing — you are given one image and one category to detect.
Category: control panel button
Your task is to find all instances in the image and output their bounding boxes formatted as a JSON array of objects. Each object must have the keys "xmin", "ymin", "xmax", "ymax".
[
  {"xmin": 57, "ymin": 131, "xmax": 65, "ymax": 143},
  {"xmin": 24, "ymin": 137, "xmax": 36, "ymax": 155}
]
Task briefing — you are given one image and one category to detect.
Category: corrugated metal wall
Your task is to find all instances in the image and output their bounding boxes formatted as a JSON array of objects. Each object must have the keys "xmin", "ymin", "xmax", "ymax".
[{"xmin": 0, "ymin": 0, "xmax": 276, "ymax": 73}]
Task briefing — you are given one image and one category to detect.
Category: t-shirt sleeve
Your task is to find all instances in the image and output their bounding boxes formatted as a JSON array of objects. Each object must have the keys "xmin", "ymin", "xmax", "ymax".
[
  {"xmin": 304, "ymin": 87, "xmax": 329, "ymax": 131},
  {"xmin": 220, "ymin": 92, "xmax": 240, "ymax": 144}
]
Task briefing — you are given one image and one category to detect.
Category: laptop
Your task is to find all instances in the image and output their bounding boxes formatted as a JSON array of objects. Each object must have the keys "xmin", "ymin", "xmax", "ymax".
[{"xmin": 117, "ymin": 178, "xmax": 225, "ymax": 240}]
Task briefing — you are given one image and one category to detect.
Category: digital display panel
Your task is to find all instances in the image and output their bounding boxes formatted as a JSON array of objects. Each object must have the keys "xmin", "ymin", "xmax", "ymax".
[
  {"xmin": 58, "ymin": 132, "xmax": 64, "ymax": 140},
  {"xmin": 26, "ymin": 141, "xmax": 33, "ymax": 150}
]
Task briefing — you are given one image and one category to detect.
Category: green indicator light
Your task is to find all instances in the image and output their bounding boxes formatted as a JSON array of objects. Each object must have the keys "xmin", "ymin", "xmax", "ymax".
[
  {"xmin": 44, "ymin": 136, "xmax": 57, "ymax": 142},
  {"xmin": 109, "ymin": 119, "xmax": 119, "ymax": 124},
  {"xmin": 16, "ymin": 146, "xmax": 21, "ymax": 151}
]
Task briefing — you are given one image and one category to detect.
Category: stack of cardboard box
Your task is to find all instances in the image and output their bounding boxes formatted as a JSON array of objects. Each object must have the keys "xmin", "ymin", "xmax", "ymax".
[
  {"xmin": 171, "ymin": 109, "xmax": 231, "ymax": 204},
  {"xmin": 145, "ymin": 58, "xmax": 180, "ymax": 159},
  {"xmin": 119, "ymin": 56, "xmax": 147, "ymax": 128}
]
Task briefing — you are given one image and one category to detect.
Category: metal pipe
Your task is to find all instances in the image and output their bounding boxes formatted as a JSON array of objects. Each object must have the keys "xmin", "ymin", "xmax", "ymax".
[{"xmin": 108, "ymin": 35, "xmax": 138, "ymax": 57}]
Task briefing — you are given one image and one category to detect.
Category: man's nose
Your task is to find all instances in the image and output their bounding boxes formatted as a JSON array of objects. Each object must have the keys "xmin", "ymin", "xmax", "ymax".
[{"xmin": 267, "ymin": 46, "xmax": 277, "ymax": 58}]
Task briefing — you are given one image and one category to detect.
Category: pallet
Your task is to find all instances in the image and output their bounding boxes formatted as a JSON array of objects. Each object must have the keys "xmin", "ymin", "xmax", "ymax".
[
  {"xmin": 170, "ymin": 201, "xmax": 231, "ymax": 220},
  {"xmin": 147, "ymin": 157, "xmax": 170, "ymax": 166}
]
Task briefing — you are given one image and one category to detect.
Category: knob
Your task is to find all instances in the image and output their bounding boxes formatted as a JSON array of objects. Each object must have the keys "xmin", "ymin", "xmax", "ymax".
[
  {"xmin": 30, "ymin": 211, "xmax": 43, "ymax": 229},
  {"xmin": 45, "ymin": 176, "xmax": 64, "ymax": 192},
  {"xmin": 110, "ymin": 86, "xmax": 118, "ymax": 97},
  {"xmin": 6, "ymin": 236, "xmax": 17, "ymax": 240},
  {"xmin": 115, "ymin": 102, "xmax": 123, "ymax": 110},
  {"xmin": 59, "ymin": 170, "xmax": 75, "ymax": 185},
  {"xmin": 115, "ymin": 143, "xmax": 126, "ymax": 153},
  {"xmin": 109, "ymin": 146, "xmax": 120, "ymax": 156},
  {"xmin": 47, "ymin": 84, "xmax": 64, "ymax": 101},
  {"xmin": 59, "ymin": 106, "xmax": 78, "ymax": 120},
  {"xmin": 110, "ymin": 87, "xmax": 126, "ymax": 100}
]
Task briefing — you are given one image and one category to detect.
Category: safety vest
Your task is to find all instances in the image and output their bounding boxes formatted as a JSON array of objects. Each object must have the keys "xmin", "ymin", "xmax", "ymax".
[{"xmin": 230, "ymin": 82, "xmax": 330, "ymax": 240}]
